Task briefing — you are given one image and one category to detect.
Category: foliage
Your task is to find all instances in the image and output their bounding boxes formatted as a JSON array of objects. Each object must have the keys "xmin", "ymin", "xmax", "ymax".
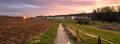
[{"xmin": 92, "ymin": 5, "xmax": 120, "ymax": 23}]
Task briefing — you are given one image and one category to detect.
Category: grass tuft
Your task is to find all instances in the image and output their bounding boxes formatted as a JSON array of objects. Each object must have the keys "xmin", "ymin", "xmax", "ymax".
[{"xmin": 26, "ymin": 23, "xmax": 59, "ymax": 44}]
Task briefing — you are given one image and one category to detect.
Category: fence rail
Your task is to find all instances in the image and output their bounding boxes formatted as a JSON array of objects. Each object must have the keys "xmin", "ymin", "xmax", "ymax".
[
  {"xmin": 77, "ymin": 29, "xmax": 114, "ymax": 44},
  {"xmin": 62, "ymin": 23, "xmax": 114, "ymax": 44}
]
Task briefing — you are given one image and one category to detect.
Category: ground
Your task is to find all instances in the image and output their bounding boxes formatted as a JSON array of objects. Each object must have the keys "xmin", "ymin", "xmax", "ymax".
[
  {"xmin": 0, "ymin": 16, "xmax": 55, "ymax": 44},
  {"xmin": 54, "ymin": 23, "xmax": 71, "ymax": 44}
]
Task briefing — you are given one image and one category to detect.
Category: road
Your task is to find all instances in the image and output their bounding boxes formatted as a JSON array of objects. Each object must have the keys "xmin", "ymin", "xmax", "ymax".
[{"xmin": 54, "ymin": 23, "xmax": 71, "ymax": 44}]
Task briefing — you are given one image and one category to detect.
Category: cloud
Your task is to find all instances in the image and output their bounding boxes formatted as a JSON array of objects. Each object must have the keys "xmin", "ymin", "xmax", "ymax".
[{"xmin": 0, "ymin": 0, "xmax": 120, "ymax": 17}]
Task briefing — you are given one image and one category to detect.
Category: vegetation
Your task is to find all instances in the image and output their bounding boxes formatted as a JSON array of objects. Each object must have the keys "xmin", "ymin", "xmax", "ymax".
[
  {"xmin": 52, "ymin": 20, "xmax": 77, "ymax": 23},
  {"xmin": 92, "ymin": 5, "xmax": 120, "ymax": 23},
  {"xmin": 0, "ymin": 16, "xmax": 55, "ymax": 44},
  {"xmin": 66, "ymin": 23, "xmax": 120, "ymax": 44},
  {"xmin": 89, "ymin": 21, "xmax": 120, "ymax": 32},
  {"xmin": 26, "ymin": 23, "xmax": 59, "ymax": 44},
  {"xmin": 75, "ymin": 18, "xmax": 90, "ymax": 24}
]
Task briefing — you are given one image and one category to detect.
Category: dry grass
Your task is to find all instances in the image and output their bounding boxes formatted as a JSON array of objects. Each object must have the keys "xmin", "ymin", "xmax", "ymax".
[
  {"xmin": 90, "ymin": 21, "xmax": 120, "ymax": 32},
  {"xmin": 0, "ymin": 16, "xmax": 55, "ymax": 44}
]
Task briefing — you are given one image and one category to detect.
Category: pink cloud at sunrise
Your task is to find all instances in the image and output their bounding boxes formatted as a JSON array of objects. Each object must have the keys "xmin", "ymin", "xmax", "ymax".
[{"xmin": 0, "ymin": 0, "xmax": 120, "ymax": 17}]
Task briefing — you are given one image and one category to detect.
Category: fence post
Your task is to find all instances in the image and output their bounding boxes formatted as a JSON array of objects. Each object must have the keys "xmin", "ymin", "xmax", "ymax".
[
  {"xmin": 76, "ymin": 28, "xmax": 78, "ymax": 37},
  {"xmin": 98, "ymin": 36, "xmax": 101, "ymax": 44},
  {"xmin": 76, "ymin": 28, "xmax": 79, "ymax": 44}
]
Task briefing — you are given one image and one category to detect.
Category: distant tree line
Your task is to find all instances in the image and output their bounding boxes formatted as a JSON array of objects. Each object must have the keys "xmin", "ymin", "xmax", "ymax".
[{"xmin": 92, "ymin": 5, "xmax": 120, "ymax": 23}]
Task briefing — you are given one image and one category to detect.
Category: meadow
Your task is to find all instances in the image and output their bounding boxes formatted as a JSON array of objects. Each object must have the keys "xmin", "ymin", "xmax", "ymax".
[
  {"xmin": 26, "ymin": 23, "xmax": 59, "ymax": 44},
  {"xmin": 64, "ymin": 20, "xmax": 120, "ymax": 44},
  {"xmin": 0, "ymin": 16, "xmax": 55, "ymax": 44}
]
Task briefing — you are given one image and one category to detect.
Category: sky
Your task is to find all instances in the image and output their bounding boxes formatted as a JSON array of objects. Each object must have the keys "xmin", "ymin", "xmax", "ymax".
[{"xmin": 0, "ymin": 0, "xmax": 120, "ymax": 17}]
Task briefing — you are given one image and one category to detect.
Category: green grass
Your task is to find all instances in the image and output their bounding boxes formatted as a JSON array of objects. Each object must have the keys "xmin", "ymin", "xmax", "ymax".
[
  {"xmin": 26, "ymin": 23, "xmax": 59, "ymax": 44},
  {"xmin": 66, "ymin": 23, "xmax": 120, "ymax": 44},
  {"xmin": 52, "ymin": 20, "xmax": 77, "ymax": 23}
]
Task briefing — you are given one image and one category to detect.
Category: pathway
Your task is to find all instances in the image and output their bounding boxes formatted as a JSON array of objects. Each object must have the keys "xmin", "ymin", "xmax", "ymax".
[{"xmin": 54, "ymin": 23, "xmax": 71, "ymax": 44}]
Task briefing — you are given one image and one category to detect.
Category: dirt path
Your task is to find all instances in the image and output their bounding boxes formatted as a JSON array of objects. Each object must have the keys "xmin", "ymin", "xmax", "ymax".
[{"xmin": 54, "ymin": 23, "xmax": 71, "ymax": 44}]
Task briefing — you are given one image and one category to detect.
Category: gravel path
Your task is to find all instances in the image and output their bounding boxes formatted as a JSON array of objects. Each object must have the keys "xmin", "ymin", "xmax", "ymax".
[{"xmin": 54, "ymin": 23, "xmax": 71, "ymax": 44}]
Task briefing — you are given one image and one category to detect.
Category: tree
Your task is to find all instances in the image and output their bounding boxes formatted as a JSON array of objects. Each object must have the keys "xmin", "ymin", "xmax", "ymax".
[
  {"xmin": 116, "ymin": 6, "xmax": 120, "ymax": 23},
  {"xmin": 92, "ymin": 6, "xmax": 119, "ymax": 22}
]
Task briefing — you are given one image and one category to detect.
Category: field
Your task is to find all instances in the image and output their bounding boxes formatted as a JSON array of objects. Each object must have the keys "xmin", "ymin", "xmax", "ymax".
[
  {"xmin": 27, "ymin": 23, "xmax": 59, "ymax": 44},
  {"xmin": 0, "ymin": 16, "xmax": 55, "ymax": 44},
  {"xmin": 1, "ymin": 16, "xmax": 120, "ymax": 44},
  {"xmin": 89, "ymin": 21, "xmax": 120, "ymax": 32},
  {"xmin": 61, "ymin": 20, "xmax": 120, "ymax": 44}
]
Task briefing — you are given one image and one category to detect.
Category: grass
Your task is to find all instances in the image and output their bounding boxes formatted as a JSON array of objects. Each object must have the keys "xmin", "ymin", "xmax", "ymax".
[
  {"xmin": 89, "ymin": 21, "xmax": 120, "ymax": 32},
  {"xmin": 26, "ymin": 23, "xmax": 59, "ymax": 44},
  {"xmin": 66, "ymin": 23, "xmax": 120, "ymax": 44},
  {"xmin": 52, "ymin": 20, "xmax": 77, "ymax": 23}
]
